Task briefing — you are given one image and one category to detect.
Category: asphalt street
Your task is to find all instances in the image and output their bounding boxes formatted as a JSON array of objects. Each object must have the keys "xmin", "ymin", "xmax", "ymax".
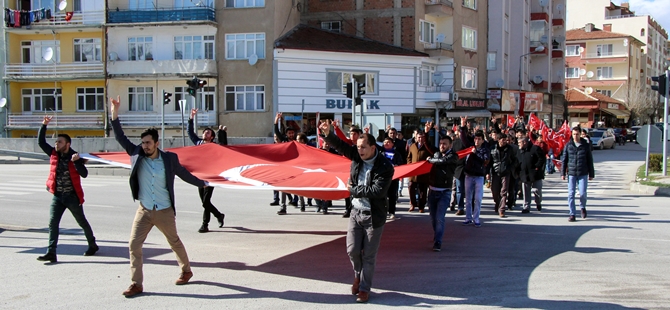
[{"xmin": 0, "ymin": 142, "xmax": 669, "ymax": 309}]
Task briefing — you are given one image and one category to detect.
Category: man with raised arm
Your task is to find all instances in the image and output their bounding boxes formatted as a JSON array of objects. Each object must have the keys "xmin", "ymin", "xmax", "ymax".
[
  {"xmin": 187, "ymin": 108, "xmax": 225, "ymax": 233},
  {"xmin": 110, "ymin": 96, "xmax": 208, "ymax": 297},
  {"xmin": 320, "ymin": 119, "xmax": 394, "ymax": 303},
  {"xmin": 36, "ymin": 115, "xmax": 98, "ymax": 263}
]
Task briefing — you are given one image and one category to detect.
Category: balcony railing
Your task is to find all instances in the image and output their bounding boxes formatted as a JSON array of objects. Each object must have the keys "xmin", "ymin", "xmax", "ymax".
[
  {"xmin": 425, "ymin": 0, "xmax": 453, "ymax": 7},
  {"xmin": 4, "ymin": 63, "xmax": 104, "ymax": 79},
  {"xmin": 118, "ymin": 113, "xmax": 214, "ymax": 127},
  {"xmin": 7, "ymin": 114, "xmax": 104, "ymax": 128},
  {"xmin": 605, "ymin": 14, "xmax": 635, "ymax": 20},
  {"xmin": 106, "ymin": 59, "xmax": 217, "ymax": 77},
  {"xmin": 424, "ymin": 42, "xmax": 453, "ymax": 51},
  {"xmin": 107, "ymin": 7, "xmax": 215, "ymax": 24},
  {"xmin": 582, "ymin": 52, "xmax": 628, "ymax": 59},
  {"xmin": 5, "ymin": 11, "xmax": 105, "ymax": 29}
]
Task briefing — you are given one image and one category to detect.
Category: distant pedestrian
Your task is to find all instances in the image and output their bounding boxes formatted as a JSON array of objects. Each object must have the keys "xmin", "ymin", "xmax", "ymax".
[
  {"xmin": 110, "ymin": 96, "xmax": 208, "ymax": 297},
  {"xmin": 561, "ymin": 126, "xmax": 595, "ymax": 222},
  {"xmin": 36, "ymin": 115, "xmax": 98, "ymax": 263},
  {"xmin": 516, "ymin": 132, "xmax": 545, "ymax": 213}
]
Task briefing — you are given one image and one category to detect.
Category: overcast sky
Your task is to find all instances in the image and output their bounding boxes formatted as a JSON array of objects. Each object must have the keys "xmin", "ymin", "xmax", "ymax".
[{"xmin": 613, "ymin": 0, "xmax": 670, "ymax": 37}]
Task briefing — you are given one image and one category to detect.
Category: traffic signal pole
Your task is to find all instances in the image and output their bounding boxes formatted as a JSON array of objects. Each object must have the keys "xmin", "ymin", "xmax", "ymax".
[
  {"xmin": 664, "ymin": 69, "xmax": 668, "ymax": 176},
  {"xmin": 161, "ymin": 89, "xmax": 165, "ymax": 147}
]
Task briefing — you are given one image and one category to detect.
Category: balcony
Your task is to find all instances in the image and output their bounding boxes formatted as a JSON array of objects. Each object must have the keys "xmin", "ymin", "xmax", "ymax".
[
  {"xmin": 580, "ymin": 76, "xmax": 627, "ymax": 87},
  {"xmin": 424, "ymin": 86, "xmax": 453, "ymax": 102},
  {"xmin": 552, "ymin": 50, "xmax": 564, "ymax": 58},
  {"xmin": 118, "ymin": 112, "xmax": 214, "ymax": 127},
  {"xmin": 424, "ymin": 0, "xmax": 453, "ymax": 16},
  {"xmin": 424, "ymin": 42, "xmax": 454, "ymax": 58},
  {"xmin": 551, "ymin": 82, "xmax": 564, "ymax": 91},
  {"xmin": 7, "ymin": 114, "xmax": 104, "ymax": 129},
  {"xmin": 107, "ymin": 7, "xmax": 215, "ymax": 24},
  {"xmin": 107, "ymin": 59, "xmax": 217, "ymax": 78},
  {"xmin": 531, "ymin": 12, "xmax": 549, "ymax": 22},
  {"xmin": 4, "ymin": 63, "xmax": 104, "ymax": 80},
  {"xmin": 552, "ymin": 18, "xmax": 564, "ymax": 27},
  {"xmin": 5, "ymin": 11, "xmax": 105, "ymax": 30}
]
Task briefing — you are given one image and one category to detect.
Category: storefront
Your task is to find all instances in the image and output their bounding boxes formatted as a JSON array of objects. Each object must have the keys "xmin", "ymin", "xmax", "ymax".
[{"xmin": 566, "ymin": 88, "xmax": 629, "ymax": 128}]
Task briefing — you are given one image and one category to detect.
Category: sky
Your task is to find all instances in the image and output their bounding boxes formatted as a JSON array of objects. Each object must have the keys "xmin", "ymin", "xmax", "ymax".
[{"xmin": 613, "ymin": 0, "xmax": 670, "ymax": 35}]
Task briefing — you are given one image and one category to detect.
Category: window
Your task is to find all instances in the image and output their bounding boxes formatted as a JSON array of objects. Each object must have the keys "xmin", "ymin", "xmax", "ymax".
[
  {"xmin": 174, "ymin": 0, "xmax": 213, "ymax": 7},
  {"xmin": 128, "ymin": 37, "xmax": 153, "ymax": 61},
  {"xmin": 504, "ymin": 15, "xmax": 509, "ymax": 33},
  {"xmin": 529, "ymin": 20, "xmax": 546, "ymax": 47},
  {"xmin": 225, "ymin": 85, "xmax": 265, "ymax": 111},
  {"xmin": 566, "ymin": 45, "xmax": 580, "ymax": 56},
  {"xmin": 225, "ymin": 33, "xmax": 265, "ymax": 60},
  {"xmin": 462, "ymin": 27, "xmax": 477, "ymax": 50},
  {"xmin": 641, "ymin": 28, "xmax": 645, "ymax": 36},
  {"xmin": 21, "ymin": 41, "xmax": 60, "ymax": 64},
  {"xmin": 462, "ymin": 0, "xmax": 476, "ymax": 10},
  {"xmin": 461, "ymin": 67, "xmax": 477, "ymax": 89},
  {"xmin": 32, "ymin": 0, "xmax": 55, "ymax": 11},
  {"xmin": 129, "ymin": 0, "xmax": 154, "ymax": 9},
  {"xmin": 321, "ymin": 21, "xmax": 341, "ymax": 33},
  {"xmin": 326, "ymin": 71, "xmax": 377, "ymax": 94},
  {"xmin": 596, "ymin": 44, "xmax": 613, "ymax": 57},
  {"xmin": 74, "ymin": 39, "xmax": 102, "ymax": 62},
  {"xmin": 420, "ymin": 65, "xmax": 436, "ymax": 87},
  {"xmin": 420, "ymin": 20, "xmax": 435, "ymax": 44},
  {"xmin": 22, "ymin": 88, "xmax": 62, "ymax": 112},
  {"xmin": 174, "ymin": 36, "xmax": 215, "ymax": 60},
  {"xmin": 225, "ymin": 0, "xmax": 264, "ymax": 7},
  {"xmin": 487, "ymin": 52, "xmax": 496, "ymax": 70},
  {"xmin": 74, "ymin": 0, "xmax": 81, "ymax": 12},
  {"xmin": 174, "ymin": 86, "xmax": 216, "ymax": 112},
  {"xmin": 128, "ymin": 87, "xmax": 154, "ymax": 111},
  {"xmin": 596, "ymin": 66, "xmax": 613, "ymax": 79},
  {"xmin": 77, "ymin": 88, "xmax": 104, "ymax": 111},
  {"xmin": 596, "ymin": 89, "xmax": 612, "ymax": 97},
  {"xmin": 565, "ymin": 67, "xmax": 579, "ymax": 78}
]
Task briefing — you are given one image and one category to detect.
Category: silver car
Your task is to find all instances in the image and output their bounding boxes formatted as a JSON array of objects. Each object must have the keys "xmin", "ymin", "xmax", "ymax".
[{"xmin": 590, "ymin": 129, "xmax": 616, "ymax": 150}]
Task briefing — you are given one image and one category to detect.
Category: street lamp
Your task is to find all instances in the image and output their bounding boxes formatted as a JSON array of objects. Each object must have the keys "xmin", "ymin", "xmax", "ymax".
[{"xmin": 518, "ymin": 45, "xmax": 546, "ymax": 88}]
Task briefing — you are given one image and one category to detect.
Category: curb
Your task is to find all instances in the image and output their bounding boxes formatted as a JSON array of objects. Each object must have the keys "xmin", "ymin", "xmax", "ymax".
[{"xmin": 629, "ymin": 182, "xmax": 670, "ymax": 197}]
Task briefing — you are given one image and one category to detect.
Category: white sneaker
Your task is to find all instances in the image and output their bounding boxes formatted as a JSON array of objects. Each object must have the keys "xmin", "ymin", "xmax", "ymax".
[{"xmin": 389, "ymin": 214, "xmax": 397, "ymax": 219}]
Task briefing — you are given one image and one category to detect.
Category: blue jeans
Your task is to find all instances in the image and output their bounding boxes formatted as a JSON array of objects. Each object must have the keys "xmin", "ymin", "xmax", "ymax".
[
  {"xmin": 546, "ymin": 153, "xmax": 555, "ymax": 174},
  {"xmin": 452, "ymin": 175, "xmax": 465, "ymax": 211},
  {"xmin": 567, "ymin": 175, "xmax": 588, "ymax": 216},
  {"xmin": 465, "ymin": 175, "xmax": 484, "ymax": 223},
  {"xmin": 48, "ymin": 192, "xmax": 96, "ymax": 254},
  {"xmin": 428, "ymin": 189, "xmax": 452, "ymax": 244}
]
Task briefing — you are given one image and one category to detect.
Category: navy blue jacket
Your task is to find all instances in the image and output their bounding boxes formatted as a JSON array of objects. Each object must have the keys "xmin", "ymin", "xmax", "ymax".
[{"xmin": 560, "ymin": 138, "xmax": 595, "ymax": 178}]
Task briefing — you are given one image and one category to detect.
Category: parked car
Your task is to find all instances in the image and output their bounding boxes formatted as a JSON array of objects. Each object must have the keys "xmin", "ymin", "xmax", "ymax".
[
  {"xmin": 611, "ymin": 128, "xmax": 624, "ymax": 144},
  {"xmin": 590, "ymin": 129, "xmax": 616, "ymax": 150},
  {"xmin": 653, "ymin": 123, "xmax": 670, "ymax": 141},
  {"xmin": 630, "ymin": 126, "xmax": 641, "ymax": 143}
]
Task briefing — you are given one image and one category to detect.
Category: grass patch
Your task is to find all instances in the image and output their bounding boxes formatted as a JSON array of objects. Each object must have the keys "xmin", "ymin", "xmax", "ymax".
[{"xmin": 636, "ymin": 164, "xmax": 670, "ymax": 188}]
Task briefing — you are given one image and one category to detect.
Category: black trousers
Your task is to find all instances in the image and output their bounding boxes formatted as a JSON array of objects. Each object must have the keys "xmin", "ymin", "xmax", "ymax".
[
  {"xmin": 387, "ymin": 179, "xmax": 399, "ymax": 215},
  {"xmin": 199, "ymin": 186, "xmax": 222, "ymax": 225}
]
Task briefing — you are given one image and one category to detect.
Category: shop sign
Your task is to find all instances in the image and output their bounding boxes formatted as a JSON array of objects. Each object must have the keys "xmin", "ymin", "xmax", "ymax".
[
  {"xmin": 607, "ymin": 103, "xmax": 619, "ymax": 109},
  {"xmin": 454, "ymin": 98, "xmax": 486, "ymax": 109},
  {"xmin": 325, "ymin": 99, "xmax": 380, "ymax": 110},
  {"xmin": 487, "ymin": 89, "xmax": 502, "ymax": 99}
]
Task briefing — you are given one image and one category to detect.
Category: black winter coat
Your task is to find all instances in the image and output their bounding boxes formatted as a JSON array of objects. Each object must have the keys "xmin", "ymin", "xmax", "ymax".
[
  {"xmin": 427, "ymin": 149, "xmax": 459, "ymax": 189},
  {"xmin": 560, "ymin": 138, "xmax": 595, "ymax": 178},
  {"xmin": 489, "ymin": 143, "xmax": 518, "ymax": 177},
  {"xmin": 517, "ymin": 141, "xmax": 546, "ymax": 183}
]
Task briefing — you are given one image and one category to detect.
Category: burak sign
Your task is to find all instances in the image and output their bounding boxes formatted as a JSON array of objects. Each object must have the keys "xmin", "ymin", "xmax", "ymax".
[{"xmin": 325, "ymin": 99, "xmax": 380, "ymax": 110}]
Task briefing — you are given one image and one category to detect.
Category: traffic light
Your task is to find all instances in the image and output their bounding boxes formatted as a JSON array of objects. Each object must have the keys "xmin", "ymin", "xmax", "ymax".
[
  {"xmin": 651, "ymin": 74, "xmax": 668, "ymax": 97},
  {"xmin": 197, "ymin": 79, "xmax": 207, "ymax": 89},
  {"xmin": 357, "ymin": 82, "xmax": 366, "ymax": 98},
  {"xmin": 163, "ymin": 90, "xmax": 172, "ymax": 105},
  {"xmin": 186, "ymin": 77, "xmax": 198, "ymax": 96},
  {"xmin": 345, "ymin": 82, "xmax": 353, "ymax": 99}
]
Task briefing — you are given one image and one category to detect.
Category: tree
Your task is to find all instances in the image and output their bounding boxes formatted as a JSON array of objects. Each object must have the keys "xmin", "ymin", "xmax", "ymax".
[{"xmin": 620, "ymin": 81, "xmax": 661, "ymax": 125}]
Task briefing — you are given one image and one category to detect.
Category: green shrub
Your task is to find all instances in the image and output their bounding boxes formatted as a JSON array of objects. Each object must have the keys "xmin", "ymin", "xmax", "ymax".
[{"xmin": 649, "ymin": 153, "xmax": 663, "ymax": 172}]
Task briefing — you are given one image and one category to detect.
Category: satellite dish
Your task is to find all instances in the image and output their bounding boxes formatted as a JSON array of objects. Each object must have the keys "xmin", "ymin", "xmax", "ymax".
[
  {"xmin": 533, "ymin": 75, "xmax": 544, "ymax": 84},
  {"xmin": 579, "ymin": 68, "xmax": 586, "ymax": 76},
  {"xmin": 623, "ymin": 38, "xmax": 629, "ymax": 46},
  {"xmin": 539, "ymin": 0, "xmax": 549, "ymax": 7},
  {"xmin": 585, "ymin": 87, "xmax": 594, "ymax": 94},
  {"xmin": 109, "ymin": 52, "xmax": 119, "ymax": 61},
  {"xmin": 586, "ymin": 71, "xmax": 594, "ymax": 78},
  {"xmin": 0, "ymin": 98, "xmax": 6, "ymax": 108},
  {"xmin": 436, "ymin": 33, "xmax": 445, "ymax": 43},
  {"xmin": 578, "ymin": 46, "xmax": 585, "ymax": 54},
  {"xmin": 534, "ymin": 45, "xmax": 546, "ymax": 52},
  {"xmin": 555, "ymin": 36, "xmax": 565, "ymax": 43},
  {"xmin": 432, "ymin": 72, "xmax": 444, "ymax": 86},
  {"xmin": 58, "ymin": 0, "xmax": 67, "ymax": 11},
  {"xmin": 248, "ymin": 54, "xmax": 258, "ymax": 66},
  {"xmin": 556, "ymin": 4, "xmax": 564, "ymax": 11},
  {"xmin": 540, "ymin": 35, "xmax": 548, "ymax": 44},
  {"xmin": 495, "ymin": 79, "xmax": 505, "ymax": 88},
  {"xmin": 43, "ymin": 47, "xmax": 54, "ymax": 61}
]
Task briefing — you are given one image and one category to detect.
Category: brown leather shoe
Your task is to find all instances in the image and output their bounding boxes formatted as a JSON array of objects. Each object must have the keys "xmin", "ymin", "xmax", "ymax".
[
  {"xmin": 175, "ymin": 271, "xmax": 193, "ymax": 285},
  {"xmin": 356, "ymin": 291, "xmax": 369, "ymax": 303},
  {"xmin": 351, "ymin": 277, "xmax": 360, "ymax": 295},
  {"xmin": 455, "ymin": 210, "xmax": 465, "ymax": 215},
  {"xmin": 419, "ymin": 209, "xmax": 425, "ymax": 213},
  {"xmin": 499, "ymin": 211, "xmax": 506, "ymax": 218},
  {"xmin": 408, "ymin": 206, "xmax": 415, "ymax": 212},
  {"xmin": 122, "ymin": 283, "xmax": 143, "ymax": 297}
]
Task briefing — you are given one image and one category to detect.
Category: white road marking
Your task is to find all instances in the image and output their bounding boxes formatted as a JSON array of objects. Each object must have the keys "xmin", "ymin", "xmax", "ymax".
[{"xmin": 616, "ymin": 237, "xmax": 670, "ymax": 242}]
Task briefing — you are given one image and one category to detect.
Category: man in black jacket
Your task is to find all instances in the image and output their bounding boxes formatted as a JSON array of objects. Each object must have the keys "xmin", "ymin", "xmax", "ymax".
[
  {"xmin": 320, "ymin": 120, "xmax": 394, "ymax": 304},
  {"xmin": 426, "ymin": 136, "xmax": 459, "ymax": 251},
  {"xmin": 461, "ymin": 119, "xmax": 490, "ymax": 228},
  {"xmin": 381, "ymin": 137, "xmax": 405, "ymax": 218},
  {"xmin": 517, "ymin": 133, "xmax": 546, "ymax": 214},
  {"xmin": 110, "ymin": 96, "xmax": 208, "ymax": 297},
  {"xmin": 561, "ymin": 126, "xmax": 595, "ymax": 222},
  {"xmin": 188, "ymin": 109, "xmax": 225, "ymax": 233},
  {"xmin": 488, "ymin": 132, "xmax": 518, "ymax": 217}
]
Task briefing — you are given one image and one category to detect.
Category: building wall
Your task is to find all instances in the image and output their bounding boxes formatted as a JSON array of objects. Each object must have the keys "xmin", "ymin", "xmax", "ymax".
[
  {"xmin": 106, "ymin": 26, "xmax": 215, "ymax": 62},
  {"xmin": 7, "ymin": 31, "xmax": 104, "ymax": 64}
]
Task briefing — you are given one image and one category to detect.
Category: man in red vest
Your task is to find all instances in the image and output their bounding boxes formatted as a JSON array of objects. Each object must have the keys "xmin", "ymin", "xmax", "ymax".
[{"xmin": 36, "ymin": 115, "xmax": 98, "ymax": 263}]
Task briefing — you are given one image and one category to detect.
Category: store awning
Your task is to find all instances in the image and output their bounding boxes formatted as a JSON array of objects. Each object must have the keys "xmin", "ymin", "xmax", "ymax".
[
  {"xmin": 445, "ymin": 110, "xmax": 492, "ymax": 118},
  {"xmin": 600, "ymin": 108, "xmax": 630, "ymax": 119},
  {"xmin": 568, "ymin": 107, "xmax": 592, "ymax": 113}
]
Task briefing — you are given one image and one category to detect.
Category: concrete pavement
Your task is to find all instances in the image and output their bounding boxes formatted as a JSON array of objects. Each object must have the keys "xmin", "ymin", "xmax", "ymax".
[{"xmin": 0, "ymin": 142, "xmax": 669, "ymax": 309}]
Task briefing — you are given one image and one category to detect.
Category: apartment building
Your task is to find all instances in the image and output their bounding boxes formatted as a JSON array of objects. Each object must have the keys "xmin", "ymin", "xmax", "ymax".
[
  {"xmin": 299, "ymin": 0, "xmax": 488, "ymax": 131},
  {"xmin": 566, "ymin": 0, "xmax": 668, "ymax": 85},
  {"xmin": 487, "ymin": 0, "xmax": 566, "ymax": 128},
  {"xmin": 3, "ymin": 0, "xmax": 106, "ymax": 138}
]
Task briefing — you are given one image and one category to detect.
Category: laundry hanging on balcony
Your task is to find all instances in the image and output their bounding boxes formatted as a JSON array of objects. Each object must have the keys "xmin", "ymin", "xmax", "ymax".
[{"xmin": 4, "ymin": 8, "xmax": 52, "ymax": 28}]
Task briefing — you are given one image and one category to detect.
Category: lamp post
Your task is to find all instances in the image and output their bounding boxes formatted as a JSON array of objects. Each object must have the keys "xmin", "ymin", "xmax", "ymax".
[{"xmin": 518, "ymin": 45, "xmax": 546, "ymax": 89}]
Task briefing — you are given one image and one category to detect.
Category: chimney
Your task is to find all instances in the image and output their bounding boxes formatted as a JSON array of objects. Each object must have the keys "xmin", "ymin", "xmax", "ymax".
[
  {"xmin": 621, "ymin": 2, "xmax": 629, "ymax": 9},
  {"xmin": 585, "ymin": 23, "xmax": 595, "ymax": 32},
  {"xmin": 603, "ymin": 24, "xmax": 612, "ymax": 32}
]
